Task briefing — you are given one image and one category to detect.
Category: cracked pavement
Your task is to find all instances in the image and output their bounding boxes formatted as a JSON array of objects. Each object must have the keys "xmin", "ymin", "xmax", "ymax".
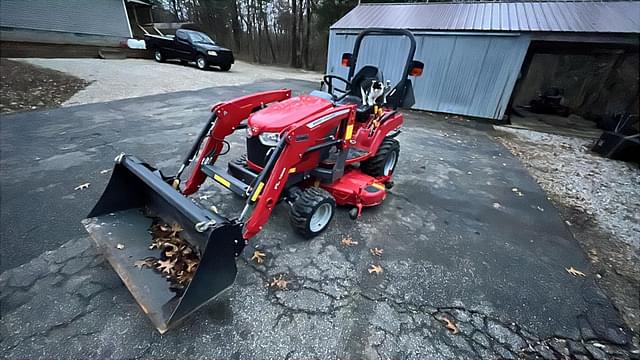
[{"xmin": 0, "ymin": 80, "xmax": 636, "ymax": 359}]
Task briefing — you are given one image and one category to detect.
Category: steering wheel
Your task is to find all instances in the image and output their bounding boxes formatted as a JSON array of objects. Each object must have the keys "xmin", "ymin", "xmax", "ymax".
[{"xmin": 323, "ymin": 74, "xmax": 351, "ymax": 98}]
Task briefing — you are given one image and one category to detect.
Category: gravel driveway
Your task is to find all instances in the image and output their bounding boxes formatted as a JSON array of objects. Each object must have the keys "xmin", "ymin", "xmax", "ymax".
[{"xmin": 17, "ymin": 58, "xmax": 322, "ymax": 106}]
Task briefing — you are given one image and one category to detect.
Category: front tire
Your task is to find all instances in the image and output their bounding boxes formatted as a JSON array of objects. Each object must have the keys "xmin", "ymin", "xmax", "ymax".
[
  {"xmin": 196, "ymin": 55, "xmax": 208, "ymax": 70},
  {"xmin": 219, "ymin": 63, "xmax": 232, "ymax": 71},
  {"xmin": 289, "ymin": 187, "xmax": 336, "ymax": 238},
  {"xmin": 361, "ymin": 137, "xmax": 400, "ymax": 177},
  {"xmin": 154, "ymin": 49, "xmax": 165, "ymax": 62}
]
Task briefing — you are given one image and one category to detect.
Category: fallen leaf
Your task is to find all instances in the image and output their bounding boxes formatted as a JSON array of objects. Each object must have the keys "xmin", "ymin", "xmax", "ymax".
[
  {"xmin": 341, "ymin": 236, "xmax": 358, "ymax": 247},
  {"xmin": 442, "ymin": 317, "xmax": 459, "ymax": 334},
  {"xmin": 148, "ymin": 239, "xmax": 162, "ymax": 250},
  {"xmin": 134, "ymin": 257, "xmax": 155, "ymax": 269},
  {"xmin": 180, "ymin": 245, "xmax": 193, "ymax": 255},
  {"xmin": 163, "ymin": 243, "xmax": 180, "ymax": 257},
  {"xmin": 170, "ymin": 223, "xmax": 183, "ymax": 236},
  {"xmin": 116, "ymin": 243, "xmax": 125, "ymax": 250},
  {"xmin": 269, "ymin": 274, "xmax": 289, "ymax": 290},
  {"xmin": 368, "ymin": 264, "xmax": 383, "ymax": 275},
  {"xmin": 74, "ymin": 183, "xmax": 90, "ymax": 190},
  {"xmin": 100, "ymin": 169, "xmax": 111, "ymax": 174},
  {"xmin": 566, "ymin": 267, "xmax": 586, "ymax": 277},
  {"xmin": 492, "ymin": 202, "xmax": 502, "ymax": 209},
  {"xmin": 157, "ymin": 258, "xmax": 177, "ymax": 274},
  {"xmin": 251, "ymin": 250, "xmax": 266, "ymax": 264},
  {"xmin": 184, "ymin": 259, "xmax": 198, "ymax": 273},
  {"xmin": 370, "ymin": 248, "xmax": 384, "ymax": 256}
]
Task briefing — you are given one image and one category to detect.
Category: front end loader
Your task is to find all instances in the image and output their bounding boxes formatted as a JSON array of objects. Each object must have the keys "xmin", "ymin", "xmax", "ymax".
[{"xmin": 82, "ymin": 28, "xmax": 424, "ymax": 333}]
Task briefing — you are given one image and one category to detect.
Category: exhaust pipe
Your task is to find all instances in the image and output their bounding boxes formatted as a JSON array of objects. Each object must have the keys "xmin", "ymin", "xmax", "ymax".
[{"xmin": 82, "ymin": 155, "xmax": 244, "ymax": 333}]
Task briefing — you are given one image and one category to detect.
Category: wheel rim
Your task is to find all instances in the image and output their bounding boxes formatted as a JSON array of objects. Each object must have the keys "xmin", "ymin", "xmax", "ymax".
[
  {"xmin": 197, "ymin": 58, "xmax": 205, "ymax": 68},
  {"xmin": 383, "ymin": 150, "xmax": 397, "ymax": 176},
  {"xmin": 309, "ymin": 203, "xmax": 332, "ymax": 233},
  {"xmin": 154, "ymin": 51, "xmax": 162, "ymax": 61}
]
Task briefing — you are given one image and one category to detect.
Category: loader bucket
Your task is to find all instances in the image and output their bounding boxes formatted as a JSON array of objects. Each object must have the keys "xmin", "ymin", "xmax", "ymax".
[{"xmin": 81, "ymin": 155, "xmax": 244, "ymax": 333}]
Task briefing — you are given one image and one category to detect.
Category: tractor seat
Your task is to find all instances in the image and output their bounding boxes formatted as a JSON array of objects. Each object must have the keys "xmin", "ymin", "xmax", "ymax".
[
  {"xmin": 310, "ymin": 91, "xmax": 372, "ymax": 122},
  {"xmin": 338, "ymin": 95, "xmax": 372, "ymax": 122},
  {"xmin": 309, "ymin": 90, "xmax": 334, "ymax": 102}
]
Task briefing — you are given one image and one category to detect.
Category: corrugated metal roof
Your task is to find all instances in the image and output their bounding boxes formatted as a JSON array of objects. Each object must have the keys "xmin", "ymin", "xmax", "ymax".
[{"xmin": 331, "ymin": 1, "xmax": 640, "ymax": 33}]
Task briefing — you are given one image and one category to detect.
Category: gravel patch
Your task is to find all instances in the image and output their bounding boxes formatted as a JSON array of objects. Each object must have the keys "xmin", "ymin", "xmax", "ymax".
[
  {"xmin": 494, "ymin": 126, "xmax": 639, "ymax": 249},
  {"xmin": 15, "ymin": 58, "xmax": 322, "ymax": 106},
  {"xmin": 494, "ymin": 125, "xmax": 640, "ymax": 341}
]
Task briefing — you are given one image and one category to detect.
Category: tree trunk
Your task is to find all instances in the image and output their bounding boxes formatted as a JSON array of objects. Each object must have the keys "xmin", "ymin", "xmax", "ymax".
[
  {"xmin": 290, "ymin": 0, "xmax": 298, "ymax": 67},
  {"xmin": 255, "ymin": 0, "xmax": 262, "ymax": 63},
  {"xmin": 260, "ymin": 0, "xmax": 277, "ymax": 63},
  {"xmin": 297, "ymin": 0, "xmax": 304, "ymax": 68},
  {"xmin": 230, "ymin": 0, "xmax": 242, "ymax": 50},
  {"xmin": 170, "ymin": 0, "xmax": 182, "ymax": 22},
  {"xmin": 303, "ymin": 0, "xmax": 311, "ymax": 69}
]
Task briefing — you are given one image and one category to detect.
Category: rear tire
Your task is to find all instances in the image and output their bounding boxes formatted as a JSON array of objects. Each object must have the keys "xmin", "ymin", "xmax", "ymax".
[
  {"xmin": 289, "ymin": 187, "xmax": 336, "ymax": 238},
  {"xmin": 196, "ymin": 55, "xmax": 208, "ymax": 70},
  {"xmin": 361, "ymin": 137, "xmax": 400, "ymax": 177},
  {"xmin": 219, "ymin": 63, "xmax": 232, "ymax": 71},
  {"xmin": 154, "ymin": 49, "xmax": 165, "ymax": 62}
]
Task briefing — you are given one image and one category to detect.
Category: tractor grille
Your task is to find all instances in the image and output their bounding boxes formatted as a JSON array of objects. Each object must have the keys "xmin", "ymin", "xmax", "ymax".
[{"xmin": 246, "ymin": 136, "xmax": 272, "ymax": 168}]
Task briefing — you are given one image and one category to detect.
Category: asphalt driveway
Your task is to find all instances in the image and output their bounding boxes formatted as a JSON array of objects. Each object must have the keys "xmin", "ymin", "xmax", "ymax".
[{"xmin": 0, "ymin": 80, "xmax": 633, "ymax": 359}]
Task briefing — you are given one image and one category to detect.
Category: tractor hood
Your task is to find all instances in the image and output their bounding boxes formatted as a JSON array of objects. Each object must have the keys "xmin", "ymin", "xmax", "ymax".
[{"xmin": 248, "ymin": 95, "xmax": 333, "ymax": 133}]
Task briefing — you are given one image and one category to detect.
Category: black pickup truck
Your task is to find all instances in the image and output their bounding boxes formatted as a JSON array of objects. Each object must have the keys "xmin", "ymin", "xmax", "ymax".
[{"xmin": 144, "ymin": 29, "xmax": 234, "ymax": 71}]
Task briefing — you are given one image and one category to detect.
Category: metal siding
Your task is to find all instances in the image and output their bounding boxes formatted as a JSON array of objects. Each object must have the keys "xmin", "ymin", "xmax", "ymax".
[
  {"xmin": 0, "ymin": 0, "xmax": 131, "ymax": 37},
  {"xmin": 327, "ymin": 30, "xmax": 530, "ymax": 120},
  {"xmin": 331, "ymin": 2, "xmax": 640, "ymax": 34}
]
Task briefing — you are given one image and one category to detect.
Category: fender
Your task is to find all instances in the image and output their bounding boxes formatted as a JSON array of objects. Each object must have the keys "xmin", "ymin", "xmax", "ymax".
[{"xmin": 349, "ymin": 111, "xmax": 403, "ymax": 163}]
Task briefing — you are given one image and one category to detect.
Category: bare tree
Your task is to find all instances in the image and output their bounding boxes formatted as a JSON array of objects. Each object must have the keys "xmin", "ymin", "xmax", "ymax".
[{"xmin": 156, "ymin": 0, "xmax": 358, "ymax": 70}]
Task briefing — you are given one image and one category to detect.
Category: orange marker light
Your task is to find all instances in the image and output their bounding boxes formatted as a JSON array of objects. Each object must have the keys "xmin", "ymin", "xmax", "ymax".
[{"xmin": 410, "ymin": 67, "xmax": 423, "ymax": 76}]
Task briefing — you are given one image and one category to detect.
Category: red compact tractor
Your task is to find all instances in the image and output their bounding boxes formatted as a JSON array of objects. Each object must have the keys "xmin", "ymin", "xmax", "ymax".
[{"xmin": 83, "ymin": 28, "xmax": 423, "ymax": 332}]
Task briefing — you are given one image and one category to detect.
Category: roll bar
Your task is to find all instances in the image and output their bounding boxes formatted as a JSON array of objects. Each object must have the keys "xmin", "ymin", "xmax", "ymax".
[
  {"xmin": 347, "ymin": 28, "xmax": 417, "ymax": 81},
  {"xmin": 344, "ymin": 28, "xmax": 420, "ymax": 109}
]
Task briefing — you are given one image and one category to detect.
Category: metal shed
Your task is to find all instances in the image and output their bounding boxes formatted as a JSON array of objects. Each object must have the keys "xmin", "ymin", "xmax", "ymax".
[{"xmin": 327, "ymin": 1, "xmax": 640, "ymax": 120}]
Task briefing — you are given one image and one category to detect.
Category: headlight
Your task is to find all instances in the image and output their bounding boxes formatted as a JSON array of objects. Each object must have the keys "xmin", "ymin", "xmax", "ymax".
[
  {"xmin": 259, "ymin": 132, "xmax": 280, "ymax": 146},
  {"xmin": 246, "ymin": 126, "xmax": 258, "ymax": 138},
  {"xmin": 207, "ymin": 50, "xmax": 218, "ymax": 56}
]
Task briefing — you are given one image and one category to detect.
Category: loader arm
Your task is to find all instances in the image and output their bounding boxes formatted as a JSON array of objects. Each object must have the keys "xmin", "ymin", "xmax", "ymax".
[
  {"xmin": 181, "ymin": 89, "xmax": 292, "ymax": 195},
  {"xmin": 242, "ymin": 105, "xmax": 356, "ymax": 239}
]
